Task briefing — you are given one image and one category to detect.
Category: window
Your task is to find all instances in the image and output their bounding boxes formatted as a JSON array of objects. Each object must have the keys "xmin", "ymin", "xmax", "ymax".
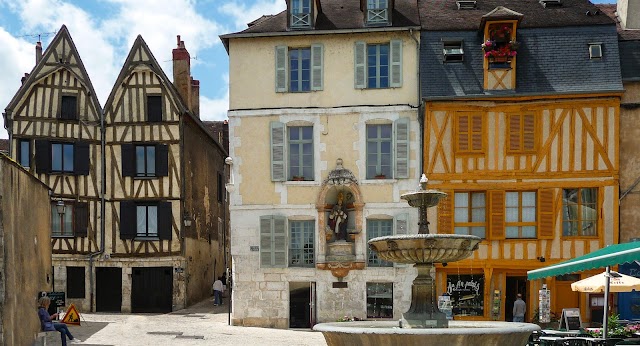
[
  {"xmin": 367, "ymin": 282, "xmax": 393, "ymax": 318},
  {"xmin": 122, "ymin": 144, "xmax": 168, "ymax": 178},
  {"xmin": 505, "ymin": 191, "xmax": 537, "ymax": 238},
  {"xmin": 443, "ymin": 40, "xmax": 464, "ymax": 62},
  {"xmin": 260, "ymin": 215, "xmax": 287, "ymax": 268},
  {"xmin": 119, "ymin": 201, "xmax": 171, "ymax": 240},
  {"xmin": 454, "ymin": 192, "xmax": 486, "ymax": 238},
  {"xmin": 66, "ymin": 266, "xmax": 86, "ymax": 298},
  {"xmin": 18, "ymin": 139, "xmax": 30, "ymax": 168},
  {"xmin": 354, "ymin": 40, "xmax": 402, "ymax": 89},
  {"xmin": 275, "ymin": 45, "xmax": 323, "ymax": 93},
  {"xmin": 52, "ymin": 202, "xmax": 74, "ymax": 237},
  {"xmin": 455, "ymin": 112, "xmax": 484, "ymax": 153},
  {"xmin": 367, "ymin": 124, "xmax": 392, "ymax": 179},
  {"xmin": 589, "ymin": 43, "xmax": 602, "ymax": 59},
  {"xmin": 366, "ymin": 0, "xmax": 389, "ymax": 25},
  {"xmin": 562, "ymin": 188, "xmax": 597, "ymax": 237},
  {"xmin": 367, "ymin": 219, "xmax": 393, "ymax": 267},
  {"xmin": 60, "ymin": 95, "xmax": 77, "ymax": 120},
  {"xmin": 136, "ymin": 204, "xmax": 158, "ymax": 237},
  {"xmin": 289, "ymin": 220, "xmax": 314, "ymax": 267},
  {"xmin": 135, "ymin": 145, "xmax": 156, "ymax": 177},
  {"xmin": 507, "ymin": 113, "xmax": 536, "ymax": 152},
  {"xmin": 147, "ymin": 95, "xmax": 162, "ymax": 122},
  {"xmin": 270, "ymin": 123, "xmax": 315, "ymax": 181},
  {"xmin": 51, "ymin": 143, "xmax": 74, "ymax": 173},
  {"xmin": 290, "ymin": 0, "xmax": 311, "ymax": 28}
]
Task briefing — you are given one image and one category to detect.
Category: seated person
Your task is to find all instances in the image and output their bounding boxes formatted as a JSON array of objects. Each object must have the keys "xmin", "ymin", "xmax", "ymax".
[{"xmin": 37, "ymin": 296, "xmax": 80, "ymax": 345}]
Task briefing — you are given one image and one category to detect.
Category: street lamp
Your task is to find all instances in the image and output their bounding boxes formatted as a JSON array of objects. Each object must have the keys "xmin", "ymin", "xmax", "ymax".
[
  {"xmin": 183, "ymin": 213, "xmax": 192, "ymax": 227},
  {"xmin": 56, "ymin": 200, "xmax": 66, "ymax": 215}
]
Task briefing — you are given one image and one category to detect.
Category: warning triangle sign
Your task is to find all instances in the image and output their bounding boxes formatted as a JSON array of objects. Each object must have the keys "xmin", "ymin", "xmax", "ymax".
[{"xmin": 62, "ymin": 303, "xmax": 81, "ymax": 326}]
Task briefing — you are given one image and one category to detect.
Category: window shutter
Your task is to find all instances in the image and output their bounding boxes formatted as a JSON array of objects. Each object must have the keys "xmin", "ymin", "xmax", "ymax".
[
  {"xmin": 437, "ymin": 190, "xmax": 453, "ymax": 234},
  {"xmin": 538, "ymin": 188, "xmax": 555, "ymax": 239},
  {"xmin": 523, "ymin": 114, "xmax": 535, "ymax": 151},
  {"xmin": 35, "ymin": 140, "xmax": 51, "ymax": 174},
  {"xmin": 390, "ymin": 39, "xmax": 403, "ymax": 88},
  {"xmin": 74, "ymin": 202, "xmax": 88, "ymax": 237},
  {"xmin": 394, "ymin": 213, "xmax": 409, "ymax": 267},
  {"xmin": 119, "ymin": 201, "xmax": 136, "ymax": 239},
  {"xmin": 471, "ymin": 114, "xmax": 483, "ymax": 151},
  {"xmin": 60, "ymin": 96, "xmax": 77, "ymax": 120},
  {"xmin": 155, "ymin": 144, "xmax": 169, "ymax": 177},
  {"xmin": 456, "ymin": 114, "xmax": 469, "ymax": 152},
  {"xmin": 354, "ymin": 41, "xmax": 366, "ymax": 89},
  {"xmin": 270, "ymin": 121, "xmax": 286, "ymax": 181},
  {"xmin": 147, "ymin": 96, "xmax": 162, "ymax": 122},
  {"xmin": 489, "ymin": 190, "xmax": 505, "ymax": 240},
  {"xmin": 311, "ymin": 43, "xmax": 324, "ymax": 91},
  {"xmin": 158, "ymin": 201, "xmax": 173, "ymax": 240},
  {"xmin": 509, "ymin": 114, "xmax": 521, "ymax": 151},
  {"xmin": 394, "ymin": 117, "xmax": 410, "ymax": 179},
  {"xmin": 74, "ymin": 141, "xmax": 90, "ymax": 175},
  {"xmin": 273, "ymin": 215, "xmax": 287, "ymax": 267},
  {"xmin": 260, "ymin": 216, "xmax": 274, "ymax": 267},
  {"xmin": 275, "ymin": 46, "xmax": 288, "ymax": 92},
  {"xmin": 121, "ymin": 144, "xmax": 135, "ymax": 177}
]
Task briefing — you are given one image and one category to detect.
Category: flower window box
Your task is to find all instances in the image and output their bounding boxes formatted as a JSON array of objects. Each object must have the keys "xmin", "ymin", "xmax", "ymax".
[{"xmin": 482, "ymin": 23, "xmax": 520, "ymax": 65}]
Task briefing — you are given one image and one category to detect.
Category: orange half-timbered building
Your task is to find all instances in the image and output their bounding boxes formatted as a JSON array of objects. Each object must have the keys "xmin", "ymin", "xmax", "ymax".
[{"xmin": 419, "ymin": 0, "xmax": 623, "ymax": 323}]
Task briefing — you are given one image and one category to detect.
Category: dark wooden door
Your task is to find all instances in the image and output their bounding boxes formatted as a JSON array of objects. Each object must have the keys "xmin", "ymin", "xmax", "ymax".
[
  {"xmin": 131, "ymin": 267, "xmax": 173, "ymax": 313},
  {"xmin": 96, "ymin": 267, "xmax": 122, "ymax": 312}
]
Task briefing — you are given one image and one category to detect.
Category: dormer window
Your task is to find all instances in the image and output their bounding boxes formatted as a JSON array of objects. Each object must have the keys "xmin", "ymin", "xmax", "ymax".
[
  {"xmin": 443, "ymin": 39, "xmax": 464, "ymax": 62},
  {"xmin": 589, "ymin": 43, "xmax": 602, "ymax": 59},
  {"xmin": 539, "ymin": 0, "xmax": 562, "ymax": 8},
  {"xmin": 367, "ymin": 0, "xmax": 389, "ymax": 25},
  {"xmin": 482, "ymin": 23, "xmax": 519, "ymax": 65},
  {"xmin": 291, "ymin": 0, "xmax": 311, "ymax": 28},
  {"xmin": 456, "ymin": 1, "xmax": 477, "ymax": 10}
]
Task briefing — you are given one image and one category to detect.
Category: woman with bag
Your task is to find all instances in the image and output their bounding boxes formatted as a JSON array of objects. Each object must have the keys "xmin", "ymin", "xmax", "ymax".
[{"xmin": 37, "ymin": 296, "xmax": 81, "ymax": 345}]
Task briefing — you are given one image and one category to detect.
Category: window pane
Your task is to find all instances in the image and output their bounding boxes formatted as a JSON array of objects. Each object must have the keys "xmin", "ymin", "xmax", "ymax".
[
  {"xmin": 505, "ymin": 207, "xmax": 518, "ymax": 222},
  {"xmin": 505, "ymin": 226, "xmax": 519, "ymax": 238},
  {"xmin": 51, "ymin": 204, "xmax": 61, "ymax": 235},
  {"xmin": 471, "ymin": 227, "xmax": 486, "ymax": 238},
  {"xmin": 136, "ymin": 147, "xmax": 145, "ymax": 175},
  {"xmin": 471, "ymin": 208, "xmax": 485, "ymax": 222},
  {"xmin": 472, "ymin": 193, "xmax": 485, "ymax": 207},
  {"xmin": 52, "ymin": 144, "xmax": 62, "ymax": 171},
  {"xmin": 367, "ymin": 282, "xmax": 393, "ymax": 319},
  {"xmin": 367, "ymin": 220, "xmax": 393, "ymax": 267},
  {"xmin": 302, "ymin": 126, "xmax": 313, "ymax": 139},
  {"xmin": 148, "ymin": 206, "xmax": 158, "ymax": 236},
  {"xmin": 455, "ymin": 207, "xmax": 468, "ymax": 223},
  {"xmin": 147, "ymin": 147, "xmax": 155, "ymax": 176},
  {"xmin": 64, "ymin": 207, "xmax": 73, "ymax": 236},
  {"xmin": 63, "ymin": 144, "xmax": 74, "ymax": 172},
  {"xmin": 455, "ymin": 226, "xmax": 469, "ymax": 235},
  {"xmin": 522, "ymin": 226, "xmax": 536, "ymax": 238},
  {"xmin": 455, "ymin": 193, "xmax": 469, "ymax": 207},
  {"xmin": 522, "ymin": 192, "xmax": 536, "ymax": 207},
  {"xmin": 20, "ymin": 140, "xmax": 30, "ymax": 167},
  {"xmin": 137, "ymin": 206, "xmax": 146, "ymax": 234},
  {"xmin": 522, "ymin": 206, "xmax": 536, "ymax": 222},
  {"xmin": 505, "ymin": 192, "xmax": 518, "ymax": 207}
]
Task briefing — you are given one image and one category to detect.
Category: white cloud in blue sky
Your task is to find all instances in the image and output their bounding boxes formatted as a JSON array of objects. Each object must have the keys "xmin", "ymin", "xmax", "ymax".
[{"xmin": 0, "ymin": 0, "xmax": 617, "ymax": 139}]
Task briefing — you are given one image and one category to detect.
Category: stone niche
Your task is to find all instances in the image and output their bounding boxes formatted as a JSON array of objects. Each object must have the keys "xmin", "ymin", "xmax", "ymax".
[{"xmin": 316, "ymin": 159, "xmax": 364, "ymax": 278}]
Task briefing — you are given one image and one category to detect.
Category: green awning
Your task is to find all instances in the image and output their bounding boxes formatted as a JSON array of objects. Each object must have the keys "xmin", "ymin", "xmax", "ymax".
[{"xmin": 527, "ymin": 242, "xmax": 640, "ymax": 280}]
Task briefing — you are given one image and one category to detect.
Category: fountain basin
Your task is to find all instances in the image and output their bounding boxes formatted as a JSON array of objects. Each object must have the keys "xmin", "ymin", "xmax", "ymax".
[
  {"xmin": 313, "ymin": 320, "xmax": 540, "ymax": 346},
  {"xmin": 401, "ymin": 189, "xmax": 448, "ymax": 208},
  {"xmin": 368, "ymin": 234, "xmax": 481, "ymax": 264}
]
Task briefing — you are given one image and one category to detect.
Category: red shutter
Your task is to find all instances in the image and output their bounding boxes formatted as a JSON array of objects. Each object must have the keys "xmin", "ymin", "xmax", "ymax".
[
  {"xmin": 489, "ymin": 190, "xmax": 505, "ymax": 240},
  {"xmin": 437, "ymin": 190, "xmax": 454, "ymax": 234},
  {"xmin": 538, "ymin": 188, "xmax": 555, "ymax": 239}
]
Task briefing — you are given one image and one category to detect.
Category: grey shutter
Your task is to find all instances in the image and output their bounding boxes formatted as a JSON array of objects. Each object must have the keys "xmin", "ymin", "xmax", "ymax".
[
  {"xmin": 394, "ymin": 117, "xmax": 410, "ymax": 179},
  {"xmin": 311, "ymin": 43, "xmax": 323, "ymax": 91},
  {"xmin": 74, "ymin": 202, "xmax": 88, "ymax": 237},
  {"xmin": 272, "ymin": 215, "xmax": 287, "ymax": 267},
  {"xmin": 390, "ymin": 39, "xmax": 403, "ymax": 87},
  {"xmin": 270, "ymin": 121, "xmax": 286, "ymax": 181},
  {"xmin": 74, "ymin": 141, "xmax": 90, "ymax": 175},
  {"xmin": 155, "ymin": 144, "xmax": 169, "ymax": 177},
  {"xmin": 119, "ymin": 201, "xmax": 136, "ymax": 239},
  {"xmin": 354, "ymin": 41, "xmax": 366, "ymax": 89},
  {"xmin": 121, "ymin": 144, "xmax": 135, "ymax": 177},
  {"xmin": 260, "ymin": 216, "xmax": 274, "ymax": 267},
  {"xmin": 158, "ymin": 201, "xmax": 172, "ymax": 240},
  {"xmin": 35, "ymin": 139, "xmax": 51, "ymax": 174},
  {"xmin": 275, "ymin": 46, "xmax": 288, "ymax": 92},
  {"xmin": 394, "ymin": 213, "xmax": 409, "ymax": 267}
]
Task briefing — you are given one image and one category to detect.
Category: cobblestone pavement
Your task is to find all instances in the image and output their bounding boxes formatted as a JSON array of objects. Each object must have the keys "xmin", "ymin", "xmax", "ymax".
[{"xmin": 46, "ymin": 296, "xmax": 327, "ymax": 346}]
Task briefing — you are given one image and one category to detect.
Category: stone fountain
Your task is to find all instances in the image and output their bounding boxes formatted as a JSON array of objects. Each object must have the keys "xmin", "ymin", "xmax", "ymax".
[{"xmin": 313, "ymin": 175, "xmax": 540, "ymax": 346}]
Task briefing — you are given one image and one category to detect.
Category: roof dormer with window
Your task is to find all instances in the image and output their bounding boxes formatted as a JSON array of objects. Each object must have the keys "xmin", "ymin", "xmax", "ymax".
[
  {"xmin": 287, "ymin": 0, "xmax": 321, "ymax": 30},
  {"xmin": 362, "ymin": 0, "xmax": 393, "ymax": 26},
  {"xmin": 480, "ymin": 7, "xmax": 523, "ymax": 91}
]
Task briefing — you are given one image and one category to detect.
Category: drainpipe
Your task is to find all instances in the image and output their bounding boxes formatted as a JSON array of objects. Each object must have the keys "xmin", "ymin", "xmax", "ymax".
[
  {"xmin": 88, "ymin": 108, "xmax": 106, "ymax": 311},
  {"xmin": 408, "ymin": 29, "xmax": 423, "ymax": 174}
]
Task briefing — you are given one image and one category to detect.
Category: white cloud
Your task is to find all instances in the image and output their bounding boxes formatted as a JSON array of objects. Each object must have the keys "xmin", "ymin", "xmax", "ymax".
[
  {"xmin": 200, "ymin": 73, "xmax": 229, "ymax": 121},
  {"xmin": 220, "ymin": 0, "xmax": 285, "ymax": 31}
]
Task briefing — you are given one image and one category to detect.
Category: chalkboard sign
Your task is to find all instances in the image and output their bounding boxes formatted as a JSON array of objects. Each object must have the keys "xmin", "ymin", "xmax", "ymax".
[
  {"xmin": 39, "ymin": 291, "xmax": 66, "ymax": 317},
  {"xmin": 559, "ymin": 308, "xmax": 582, "ymax": 331}
]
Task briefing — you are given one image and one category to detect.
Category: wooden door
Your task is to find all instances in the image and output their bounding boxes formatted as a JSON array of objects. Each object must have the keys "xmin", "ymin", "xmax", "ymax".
[
  {"xmin": 555, "ymin": 281, "xmax": 580, "ymax": 319},
  {"xmin": 131, "ymin": 267, "xmax": 173, "ymax": 313},
  {"xmin": 96, "ymin": 267, "xmax": 122, "ymax": 312}
]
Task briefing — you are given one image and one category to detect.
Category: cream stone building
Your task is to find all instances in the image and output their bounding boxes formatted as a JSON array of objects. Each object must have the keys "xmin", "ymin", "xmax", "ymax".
[{"xmin": 221, "ymin": 0, "xmax": 422, "ymax": 328}]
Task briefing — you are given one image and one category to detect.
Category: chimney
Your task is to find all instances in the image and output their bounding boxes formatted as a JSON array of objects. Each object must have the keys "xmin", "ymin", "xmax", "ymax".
[
  {"xmin": 618, "ymin": 0, "xmax": 640, "ymax": 29},
  {"xmin": 191, "ymin": 78, "xmax": 200, "ymax": 118},
  {"xmin": 172, "ymin": 35, "xmax": 192, "ymax": 113},
  {"xmin": 35, "ymin": 41, "xmax": 42, "ymax": 65}
]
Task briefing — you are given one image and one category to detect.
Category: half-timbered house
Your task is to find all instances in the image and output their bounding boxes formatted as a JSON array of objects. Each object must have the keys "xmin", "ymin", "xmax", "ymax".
[
  {"xmin": 3, "ymin": 26, "xmax": 229, "ymax": 313},
  {"xmin": 420, "ymin": 0, "xmax": 623, "ymax": 323}
]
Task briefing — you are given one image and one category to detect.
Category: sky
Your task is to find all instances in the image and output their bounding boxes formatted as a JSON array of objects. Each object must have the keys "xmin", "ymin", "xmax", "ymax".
[{"xmin": 0, "ymin": 0, "xmax": 617, "ymax": 139}]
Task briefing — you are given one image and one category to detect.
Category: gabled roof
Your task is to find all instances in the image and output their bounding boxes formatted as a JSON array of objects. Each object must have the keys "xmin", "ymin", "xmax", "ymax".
[
  {"xmin": 103, "ymin": 35, "xmax": 188, "ymax": 115},
  {"xmin": 597, "ymin": 4, "xmax": 640, "ymax": 41},
  {"xmin": 419, "ymin": 0, "xmax": 614, "ymax": 31},
  {"xmin": 4, "ymin": 25, "xmax": 102, "ymax": 117},
  {"xmin": 596, "ymin": 4, "xmax": 640, "ymax": 81}
]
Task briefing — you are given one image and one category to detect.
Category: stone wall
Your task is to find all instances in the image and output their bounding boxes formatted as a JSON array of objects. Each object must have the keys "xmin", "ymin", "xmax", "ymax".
[{"xmin": 0, "ymin": 155, "xmax": 52, "ymax": 345}]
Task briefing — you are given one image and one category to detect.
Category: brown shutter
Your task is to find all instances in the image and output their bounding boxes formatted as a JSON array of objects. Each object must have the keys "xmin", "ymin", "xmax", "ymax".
[
  {"xmin": 157, "ymin": 201, "xmax": 172, "ymax": 240},
  {"xmin": 489, "ymin": 190, "xmax": 505, "ymax": 240},
  {"xmin": 538, "ymin": 188, "xmax": 555, "ymax": 239},
  {"xmin": 471, "ymin": 114, "xmax": 483, "ymax": 151},
  {"xmin": 155, "ymin": 144, "xmax": 169, "ymax": 177},
  {"xmin": 74, "ymin": 202, "xmax": 88, "ymax": 237},
  {"xmin": 35, "ymin": 139, "xmax": 51, "ymax": 174},
  {"xmin": 437, "ymin": 190, "xmax": 454, "ymax": 234},
  {"xmin": 509, "ymin": 114, "xmax": 521, "ymax": 151},
  {"xmin": 74, "ymin": 141, "xmax": 90, "ymax": 175},
  {"xmin": 121, "ymin": 144, "xmax": 135, "ymax": 177},
  {"xmin": 523, "ymin": 114, "xmax": 535, "ymax": 151},
  {"xmin": 457, "ymin": 115, "xmax": 469, "ymax": 151},
  {"xmin": 119, "ymin": 201, "xmax": 136, "ymax": 239}
]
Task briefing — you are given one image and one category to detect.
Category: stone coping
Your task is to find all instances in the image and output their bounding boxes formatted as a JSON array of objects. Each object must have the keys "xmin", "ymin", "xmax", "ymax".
[
  {"xmin": 368, "ymin": 234, "xmax": 481, "ymax": 242},
  {"xmin": 313, "ymin": 320, "xmax": 541, "ymax": 335}
]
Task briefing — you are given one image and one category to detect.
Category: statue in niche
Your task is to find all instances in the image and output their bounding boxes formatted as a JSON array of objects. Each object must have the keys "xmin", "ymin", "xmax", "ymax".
[{"xmin": 327, "ymin": 191, "xmax": 354, "ymax": 242}]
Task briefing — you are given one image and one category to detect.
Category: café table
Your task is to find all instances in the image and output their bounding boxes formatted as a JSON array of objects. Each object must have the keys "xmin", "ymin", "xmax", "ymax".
[{"xmin": 539, "ymin": 335, "xmax": 565, "ymax": 345}]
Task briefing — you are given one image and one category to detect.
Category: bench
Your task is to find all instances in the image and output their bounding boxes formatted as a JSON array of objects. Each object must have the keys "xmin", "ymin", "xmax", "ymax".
[{"xmin": 33, "ymin": 331, "xmax": 58, "ymax": 346}]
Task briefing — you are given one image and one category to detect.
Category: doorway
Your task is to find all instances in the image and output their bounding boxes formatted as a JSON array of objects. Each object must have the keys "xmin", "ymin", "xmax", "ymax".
[
  {"xmin": 506, "ymin": 276, "xmax": 527, "ymax": 322},
  {"xmin": 289, "ymin": 282, "xmax": 315, "ymax": 328},
  {"xmin": 131, "ymin": 267, "xmax": 173, "ymax": 313},
  {"xmin": 96, "ymin": 267, "xmax": 122, "ymax": 312}
]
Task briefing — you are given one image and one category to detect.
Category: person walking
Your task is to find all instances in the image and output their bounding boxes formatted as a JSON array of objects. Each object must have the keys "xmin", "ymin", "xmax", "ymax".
[
  {"xmin": 513, "ymin": 293, "xmax": 526, "ymax": 322},
  {"xmin": 213, "ymin": 276, "xmax": 224, "ymax": 306},
  {"xmin": 37, "ymin": 296, "xmax": 81, "ymax": 345}
]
